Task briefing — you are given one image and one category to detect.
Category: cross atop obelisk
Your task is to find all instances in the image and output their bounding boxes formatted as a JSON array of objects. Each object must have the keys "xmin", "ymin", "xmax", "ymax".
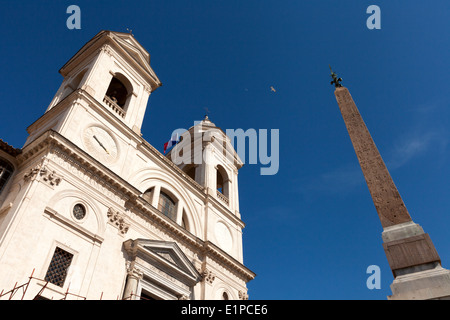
[{"xmin": 331, "ymin": 68, "xmax": 450, "ymax": 299}]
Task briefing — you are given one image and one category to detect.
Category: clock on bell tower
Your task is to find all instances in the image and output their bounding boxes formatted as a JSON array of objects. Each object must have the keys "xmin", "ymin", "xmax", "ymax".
[{"xmin": 82, "ymin": 126, "xmax": 119, "ymax": 165}]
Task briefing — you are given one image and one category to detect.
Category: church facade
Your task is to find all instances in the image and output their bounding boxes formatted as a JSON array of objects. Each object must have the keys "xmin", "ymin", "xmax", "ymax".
[{"xmin": 0, "ymin": 30, "xmax": 255, "ymax": 300}]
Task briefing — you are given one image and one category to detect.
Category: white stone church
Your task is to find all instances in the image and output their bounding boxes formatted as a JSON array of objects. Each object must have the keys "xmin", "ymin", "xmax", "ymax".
[{"xmin": 0, "ymin": 30, "xmax": 255, "ymax": 300}]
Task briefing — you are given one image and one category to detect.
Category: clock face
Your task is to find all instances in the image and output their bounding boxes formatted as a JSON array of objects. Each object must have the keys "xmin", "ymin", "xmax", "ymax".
[{"xmin": 83, "ymin": 126, "xmax": 118, "ymax": 165}]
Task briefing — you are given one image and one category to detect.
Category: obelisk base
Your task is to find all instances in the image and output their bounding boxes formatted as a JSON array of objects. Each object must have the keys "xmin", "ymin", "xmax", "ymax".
[
  {"xmin": 382, "ymin": 221, "xmax": 450, "ymax": 299},
  {"xmin": 388, "ymin": 265, "xmax": 450, "ymax": 300}
]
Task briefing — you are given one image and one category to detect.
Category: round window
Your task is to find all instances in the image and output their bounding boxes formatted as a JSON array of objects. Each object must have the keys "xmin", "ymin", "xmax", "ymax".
[{"xmin": 73, "ymin": 204, "xmax": 86, "ymax": 220}]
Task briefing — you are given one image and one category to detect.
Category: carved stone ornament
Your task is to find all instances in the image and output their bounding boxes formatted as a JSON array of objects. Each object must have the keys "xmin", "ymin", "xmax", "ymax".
[
  {"xmin": 201, "ymin": 268, "xmax": 216, "ymax": 284},
  {"xmin": 144, "ymin": 85, "xmax": 152, "ymax": 94},
  {"xmin": 23, "ymin": 167, "xmax": 41, "ymax": 182},
  {"xmin": 238, "ymin": 290, "xmax": 249, "ymax": 300},
  {"xmin": 107, "ymin": 207, "xmax": 130, "ymax": 235},
  {"xmin": 24, "ymin": 165, "xmax": 62, "ymax": 187},
  {"xmin": 40, "ymin": 167, "xmax": 62, "ymax": 187},
  {"xmin": 126, "ymin": 261, "xmax": 144, "ymax": 280},
  {"xmin": 99, "ymin": 44, "xmax": 113, "ymax": 57}
]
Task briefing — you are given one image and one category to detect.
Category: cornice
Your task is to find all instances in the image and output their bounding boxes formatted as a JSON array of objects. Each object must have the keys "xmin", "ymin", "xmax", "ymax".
[
  {"xmin": 203, "ymin": 241, "xmax": 256, "ymax": 282},
  {"xmin": 26, "ymin": 90, "xmax": 78, "ymax": 136},
  {"xmin": 129, "ymin": 197, "xmax": 255, "ymax": 282},
  {"xmin": 137, "ymin": 140, "xmax": 245, "ymax": 228},
  {"xmin": 0, "ymin": 139, "xmax": 22, "ymax": 157},
  {"xmin": 129, "ymin": 195, "xmax": 202, "ymax": 249},
  {"xmin": 204, "ymin": 190, "xmax": 246, "ymax": 229},
  {"xmin": 16, "ymin": 129, "xmax": 254, "ymax": 281},
  {"xmin": 19, "ymin": 130, "xmax": 139, "ymax": 200},
  {"xmin": 137, "ymin": 140, "xmax": 206, "ymax": 195},
  {"xmin": 24, "ymin": 89, "xmax": 245, "ymax": 227}
]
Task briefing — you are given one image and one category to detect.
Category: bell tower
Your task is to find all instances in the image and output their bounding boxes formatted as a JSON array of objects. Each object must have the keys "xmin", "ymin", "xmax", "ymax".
[
  {"xmin": 167, "ymin": 115, "xmax": 244, "ymax": 215},
  {"xmin": 24, "ymin": 30, "xmax": 161, "ymax": 147}
]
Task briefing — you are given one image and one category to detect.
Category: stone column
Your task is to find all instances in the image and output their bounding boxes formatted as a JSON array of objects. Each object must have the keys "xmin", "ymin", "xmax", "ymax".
[{"xmin": 123, "ymin": 263, "xmax": 143, "ymax": 300}]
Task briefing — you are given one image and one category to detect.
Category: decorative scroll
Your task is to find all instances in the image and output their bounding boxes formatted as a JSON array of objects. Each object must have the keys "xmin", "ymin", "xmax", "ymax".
[
  {"xmin": 40, "ymin": 166, "xmax": 62, "ymax": 187},
  {"xmin": 200, "ymin": 267, "xmax": 216, "ymax": 284},
  {"xmin": 238, "ymin": 290, "xmax": 249, "ymax": 300},
  {"xmin": 24, "ymin": 164, "xmax": 62, "ymax": 188},
  {"xmin": 107, "ymin": 207, "xmax": 130, "ymax": 235}
]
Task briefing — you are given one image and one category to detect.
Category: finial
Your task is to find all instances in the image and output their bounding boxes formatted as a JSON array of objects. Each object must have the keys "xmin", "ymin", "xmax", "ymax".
[
  {"xmin": 329, "ymin": 65, "xmax": 343, "ymax": 88},
  {"xmin": 204, "ymin": 107, "xmax": 210, "ymax": 119},
  {"xmin": 126, "ymin": 28, "xmax": 133, "ymax": 36}
]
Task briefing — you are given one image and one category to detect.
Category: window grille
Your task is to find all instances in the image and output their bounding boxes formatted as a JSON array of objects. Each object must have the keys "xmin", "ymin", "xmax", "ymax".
[{"xmin": 44, "ymin": 247, "xmax": 74, "ymax": 287}]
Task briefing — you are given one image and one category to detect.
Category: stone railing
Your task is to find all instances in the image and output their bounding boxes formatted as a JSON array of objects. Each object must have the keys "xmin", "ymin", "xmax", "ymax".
[
  {"xmin": 216, "ymin": 190, "xmax": 229, "ymax": 206},
  {"xmin": 103, "ymin": 95, "xmax": 126, "ymax": 118}
]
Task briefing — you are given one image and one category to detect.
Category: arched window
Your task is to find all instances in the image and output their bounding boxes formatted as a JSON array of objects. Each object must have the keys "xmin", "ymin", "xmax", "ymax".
[
  {"xmin": 0, "ymin": 158, "xmax": 14, "ymax": 195},
  {"xmin": 104, "ymin": 74, "xmax": 133, "ymax": 118},
  {"xmin": 105, "ymin": 77, "xmax": 128, "ymax": 108},
  {"xmin": 222, "ymin": 292, "xmax": 229, "ymax": 300},
  {"xmin": 216, "ymin": 169, "xmax": 224, "ymax": 194},
  {"xmin": 158, "ymin": 191, "xmax": 176, "ymax": 221},
  {"xmin": 142, "ymin": 187, "xmax": 154, "ymax": 204},
  {"xmin": 216, "ymin": 165, "xmax": 229, "ymax": 198}
]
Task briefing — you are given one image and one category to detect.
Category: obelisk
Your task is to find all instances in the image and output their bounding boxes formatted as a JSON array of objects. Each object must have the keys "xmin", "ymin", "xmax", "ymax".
[{"xmin": 331, "ymin": 67, "xmax": 450, "ymax": 299}]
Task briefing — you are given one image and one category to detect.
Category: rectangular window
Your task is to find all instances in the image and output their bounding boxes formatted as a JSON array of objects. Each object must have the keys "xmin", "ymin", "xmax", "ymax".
[{"xmin": 44, "ymin": 247, "xmax": 74, "ymax": 287}]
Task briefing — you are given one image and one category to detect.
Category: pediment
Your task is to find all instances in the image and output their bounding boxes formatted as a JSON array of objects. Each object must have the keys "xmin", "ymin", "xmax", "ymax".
[
  {"xmin": 110, "ymin": 33, "xmax": 159, "ymax": 79},
  {"xmin": 59, "ymin": 30, "xmax": 161, "ymax": 88},
  {"xmin": 144, "ymin": 244, "xmax": 191, "ymax": 275},
  {"xmin": 109, "ymin": 32, "xmax": 161, "ymax": 86},
  {"xmin": 123, "ymin": 239, "xmax": 201, "ymax": 286}
]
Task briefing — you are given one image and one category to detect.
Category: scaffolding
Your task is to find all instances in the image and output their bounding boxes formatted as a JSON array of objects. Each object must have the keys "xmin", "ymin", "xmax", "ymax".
[
  {"xmin": 0, "ymin": 269, "xmax": 94, "ymax": 300},
  {"xmin": 0, "ymin": 269, "xmax": 156, "ymax": 300}
]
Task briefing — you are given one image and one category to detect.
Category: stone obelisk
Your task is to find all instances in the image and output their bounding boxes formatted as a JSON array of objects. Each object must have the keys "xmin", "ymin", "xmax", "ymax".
[{"xmin": 331, "ymin": 67, "xmax": 450, "ymax": 299}]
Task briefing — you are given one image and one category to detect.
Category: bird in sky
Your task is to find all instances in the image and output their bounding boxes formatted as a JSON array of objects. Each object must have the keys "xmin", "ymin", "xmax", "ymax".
[{"xmin": 270, "ymin": 86, "xmax": 276, "ymax": 92}]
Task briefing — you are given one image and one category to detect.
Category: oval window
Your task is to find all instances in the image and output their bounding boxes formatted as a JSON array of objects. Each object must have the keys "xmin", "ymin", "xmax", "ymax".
[{"xmin": 73, "ymin": 203, "xmax": 86, "ymax": 220}]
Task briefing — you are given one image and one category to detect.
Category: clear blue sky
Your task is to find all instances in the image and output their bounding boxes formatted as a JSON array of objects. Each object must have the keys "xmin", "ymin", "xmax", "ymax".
[{"xmin": 1, "ymin": 0, "xmax": 450, "ymax": 300}]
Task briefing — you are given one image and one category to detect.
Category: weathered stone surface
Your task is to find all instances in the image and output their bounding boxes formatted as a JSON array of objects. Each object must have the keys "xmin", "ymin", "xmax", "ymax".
[
  {"xmin": 334, "ymin": 86, "xmax": 450, "ymax": 300},
  {"xmin": 383, "ymin": 233, "xmax": 441, "ymax": 273},
  {"xmin": 334, "ymin": 87, "xmax": 412, "ymax": 228}
]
